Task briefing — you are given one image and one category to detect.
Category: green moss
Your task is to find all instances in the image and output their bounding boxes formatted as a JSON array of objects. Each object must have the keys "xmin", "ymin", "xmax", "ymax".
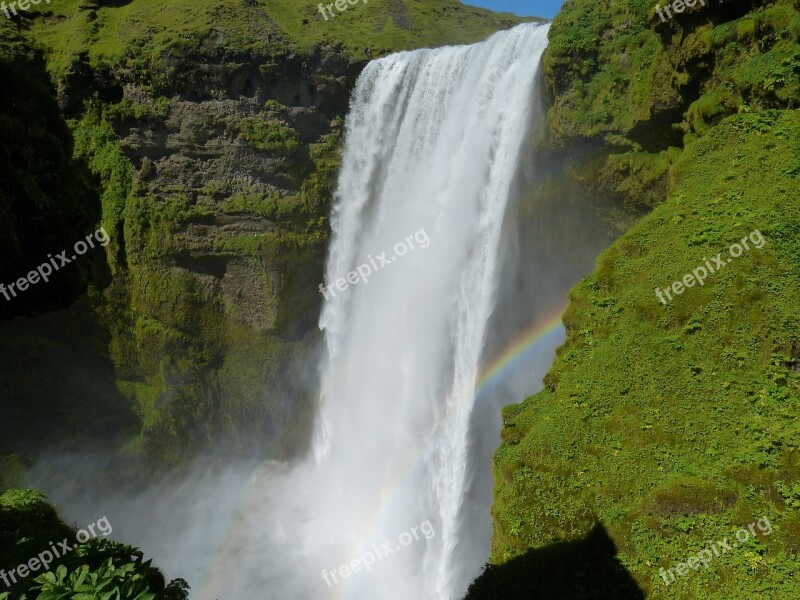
[
  {"xmin": 217, "ymin": 232, "xmax": 272, "ymax": 255},
  {"xmin": 601, "ymin": 149, "xmax": 676, "ymax": 211},
  {"xmin": 734, "ymin": 47, "xmax": 800, "ymax": 107},
  {"xmin": 237, "ymin": 117, "xmax": 301, "ymax": 154},
  {"xmin": 488, "ymin": 110, "xmax": 800, "ymax": 598},
  {"xmin": 534, "ymin": 0, "xmax": 800, "ymax": 376},
  {"xmin": 685, "ymin": 85, "xmax": 742, "ymax": 135},
  {"xmin": 137, "ymin": 193, "xmax": 216, "ymax": 244},
  {"xmin": 221, "ymin": 193, "xmax": 280, "ymax": 219},
  {"xmin": 22, "ymin": 0, "xmax": 537, "ymax": 82},
  {"xmin": 105, "ymin": 96, "xmax": 171, "ymax": 120},
  {"xmin": 70, "ymin": 104, "xmax": 133, "ymax": 273},
  {"xmin": 736, "ymin": 18, "xmax": 757, "ymax": 40},
  {"xmin": 115, "ymin": 380, "xmax": 165, "ymax": 429},
  {"xmin": 545, "ymin": 0, "xmax": 800, "ymax": 150}
]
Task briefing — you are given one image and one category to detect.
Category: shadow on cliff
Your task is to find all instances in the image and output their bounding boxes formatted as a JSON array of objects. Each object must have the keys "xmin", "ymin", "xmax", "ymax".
[
  {"xmin": 464, "ymin": 523, "xmax": 646, "ymax": 600},
  {"xmin": 0, "ymin": 51, "xmax": 135, "ymax": 470}
]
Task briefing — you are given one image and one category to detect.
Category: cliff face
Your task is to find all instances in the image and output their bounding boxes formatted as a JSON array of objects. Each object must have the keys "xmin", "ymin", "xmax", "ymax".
[
  {"xmin": 0, "ymin": 18, "xmax": 353, "ymax": 465},
  {"xmin": 83, "ymin": 41, "xmax": 355, "ymax": 464},
  {"xmin": 473, "ymin": 1, "xmax": 800, "ymax": 598},
  {"xmin": 0, "ymin": 1, "xmax": 531, "ymax": 468}
]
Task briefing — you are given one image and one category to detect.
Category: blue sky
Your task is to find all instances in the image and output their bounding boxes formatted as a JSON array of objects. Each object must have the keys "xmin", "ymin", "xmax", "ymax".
[{"xmin": 462, "ymin": 1, "xmax": 565, "ymax": 19}]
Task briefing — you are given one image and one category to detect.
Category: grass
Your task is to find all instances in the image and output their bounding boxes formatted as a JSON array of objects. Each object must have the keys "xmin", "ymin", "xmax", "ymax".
[
  {"xmin": 488, "ymin": 109, "xmax": 800, "ymax": 599},
  {"xmin": 0, "ymin": 490, "xmax": 188, "ymax": 600},
  {"xmin": 545, "ymin": 0, "xmax": 800, "ymax": 144},
  {"xmin": 24, "ymin": 0, "xmax": 539, "ymax": 81},
  {"xmin": 262, "ymin": 0, "xmax": 539, "ymax": 55}
]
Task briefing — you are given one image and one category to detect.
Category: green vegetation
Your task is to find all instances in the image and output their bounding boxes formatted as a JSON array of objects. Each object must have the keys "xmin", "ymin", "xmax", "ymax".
[
  {"xmin": 542, "ymin": 0, "xmax": 800, "ymax": 214},
  {"xmin": 480, "ymin": 0, "xmax": 800, "ymax": 594},
  {"xmin": 105, "ymin": 96, "xmax": 171, "ymax": 121},
  {"xmin": 71, "ymin": 105, "xmax": 134, "ymax": 274},
  {"xmin": 21, "ymin": 0, "xmax": 535, "ymax": 81},
  {"xmin": 237, "ymin": 117, "xmax": 301, "ymax": 154},
  {"xmin": 0, "ymin": 490, "xmax": 188, "ymax": 600},
  {"xmin": 220, "ymin": 193, "xmax": 279, "ymax": 219},
  {"xmin": 545, "ymin": 0, "xmax": 800, "ymax": 141},
  {"xmin": 487, "ymin": 109, "xmax": 800, "ymax": 599},
  {"xmin": 254, "ymin": 0, "xmax": 537, "ymax": 57}
]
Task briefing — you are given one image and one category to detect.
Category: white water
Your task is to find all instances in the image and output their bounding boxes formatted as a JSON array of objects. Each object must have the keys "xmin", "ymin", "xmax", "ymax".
[{"xmin": 218, "ymin": 23, "xmax": 552, "ymax": 600}]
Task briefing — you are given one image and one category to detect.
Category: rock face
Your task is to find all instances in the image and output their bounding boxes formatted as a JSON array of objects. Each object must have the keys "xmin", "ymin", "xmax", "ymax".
[
  {"xmin": 96, "ymin": 42, "xmax": 359, "ymax": 463},
  {"xmin": 0, "ymin": 11, "xmax": 358, "ymax": 465}
]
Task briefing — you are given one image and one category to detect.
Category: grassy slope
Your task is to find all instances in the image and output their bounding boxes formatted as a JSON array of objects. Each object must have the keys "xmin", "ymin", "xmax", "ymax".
[
  {"xmin": 493, "ymin": 109, "xmax": 800, "ymax": 598},
  {"xmin": 487, "ymin": 0, "xmax": 800, "ymax": 598},
  {"xmin": 546, "ymin": 0, "xmax": 800, "ymax": 141},
  {"xmin": 24, "ymin": 0, "xmax": 537, "ymax": 79},
  {"xmin": 543, "ymin": 0, "xmax": 800, "ymax": 214}
]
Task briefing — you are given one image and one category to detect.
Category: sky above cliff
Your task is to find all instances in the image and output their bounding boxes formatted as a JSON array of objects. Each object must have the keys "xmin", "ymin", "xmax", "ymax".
[{"xmin": 463, "ymin": 1, "xmax": 564, "ymax": 19}]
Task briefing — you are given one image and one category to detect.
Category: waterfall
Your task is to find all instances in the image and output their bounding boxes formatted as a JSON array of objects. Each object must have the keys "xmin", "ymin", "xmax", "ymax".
[
  {"xmin": 266, "ymin": 22, "xmax": 551, "ymax": 600},
  {"xmin": 197, "ymin": 21, "xmax": 553, "ymax": 600},
  {"xmin": 27, "ymin": 22, "xmax": 580, "ymax": 600}
]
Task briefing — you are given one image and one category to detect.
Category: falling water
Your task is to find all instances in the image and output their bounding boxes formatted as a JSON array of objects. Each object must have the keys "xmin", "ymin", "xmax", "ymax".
[{"xmin": 242, "ymin": 22, "xmax": 553, "ymax": 600}]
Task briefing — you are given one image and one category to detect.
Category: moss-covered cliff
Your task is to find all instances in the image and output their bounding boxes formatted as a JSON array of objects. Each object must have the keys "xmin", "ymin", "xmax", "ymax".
[{"xmin": 471, "ymin": 1, "xmax": 800, "ymax": 598}]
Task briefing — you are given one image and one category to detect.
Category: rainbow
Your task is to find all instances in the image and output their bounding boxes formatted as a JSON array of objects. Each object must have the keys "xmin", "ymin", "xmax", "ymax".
[
  {"xmin": 476, "ymin": 303, "xmax": 567, "ymax": 392},
  {"xmin": 197, "ymin": 303, "xmax": 568, "ymax": 599}
]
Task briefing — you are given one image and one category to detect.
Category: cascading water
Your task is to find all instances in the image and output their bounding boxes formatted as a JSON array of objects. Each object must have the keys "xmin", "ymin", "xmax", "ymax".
[{"xmin": 208, "ymin": 22, "xmax": 552, "ymax": 600}]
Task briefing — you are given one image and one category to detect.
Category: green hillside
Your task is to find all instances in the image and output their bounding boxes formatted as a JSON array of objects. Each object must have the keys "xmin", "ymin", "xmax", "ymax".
[
  {"xmin": 471, "ymin": 1, "xmax": 800, "ymax": 598},
  {"xmin": 20, "ymin": 0, "xmax": 535, "ymax": 79}
]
